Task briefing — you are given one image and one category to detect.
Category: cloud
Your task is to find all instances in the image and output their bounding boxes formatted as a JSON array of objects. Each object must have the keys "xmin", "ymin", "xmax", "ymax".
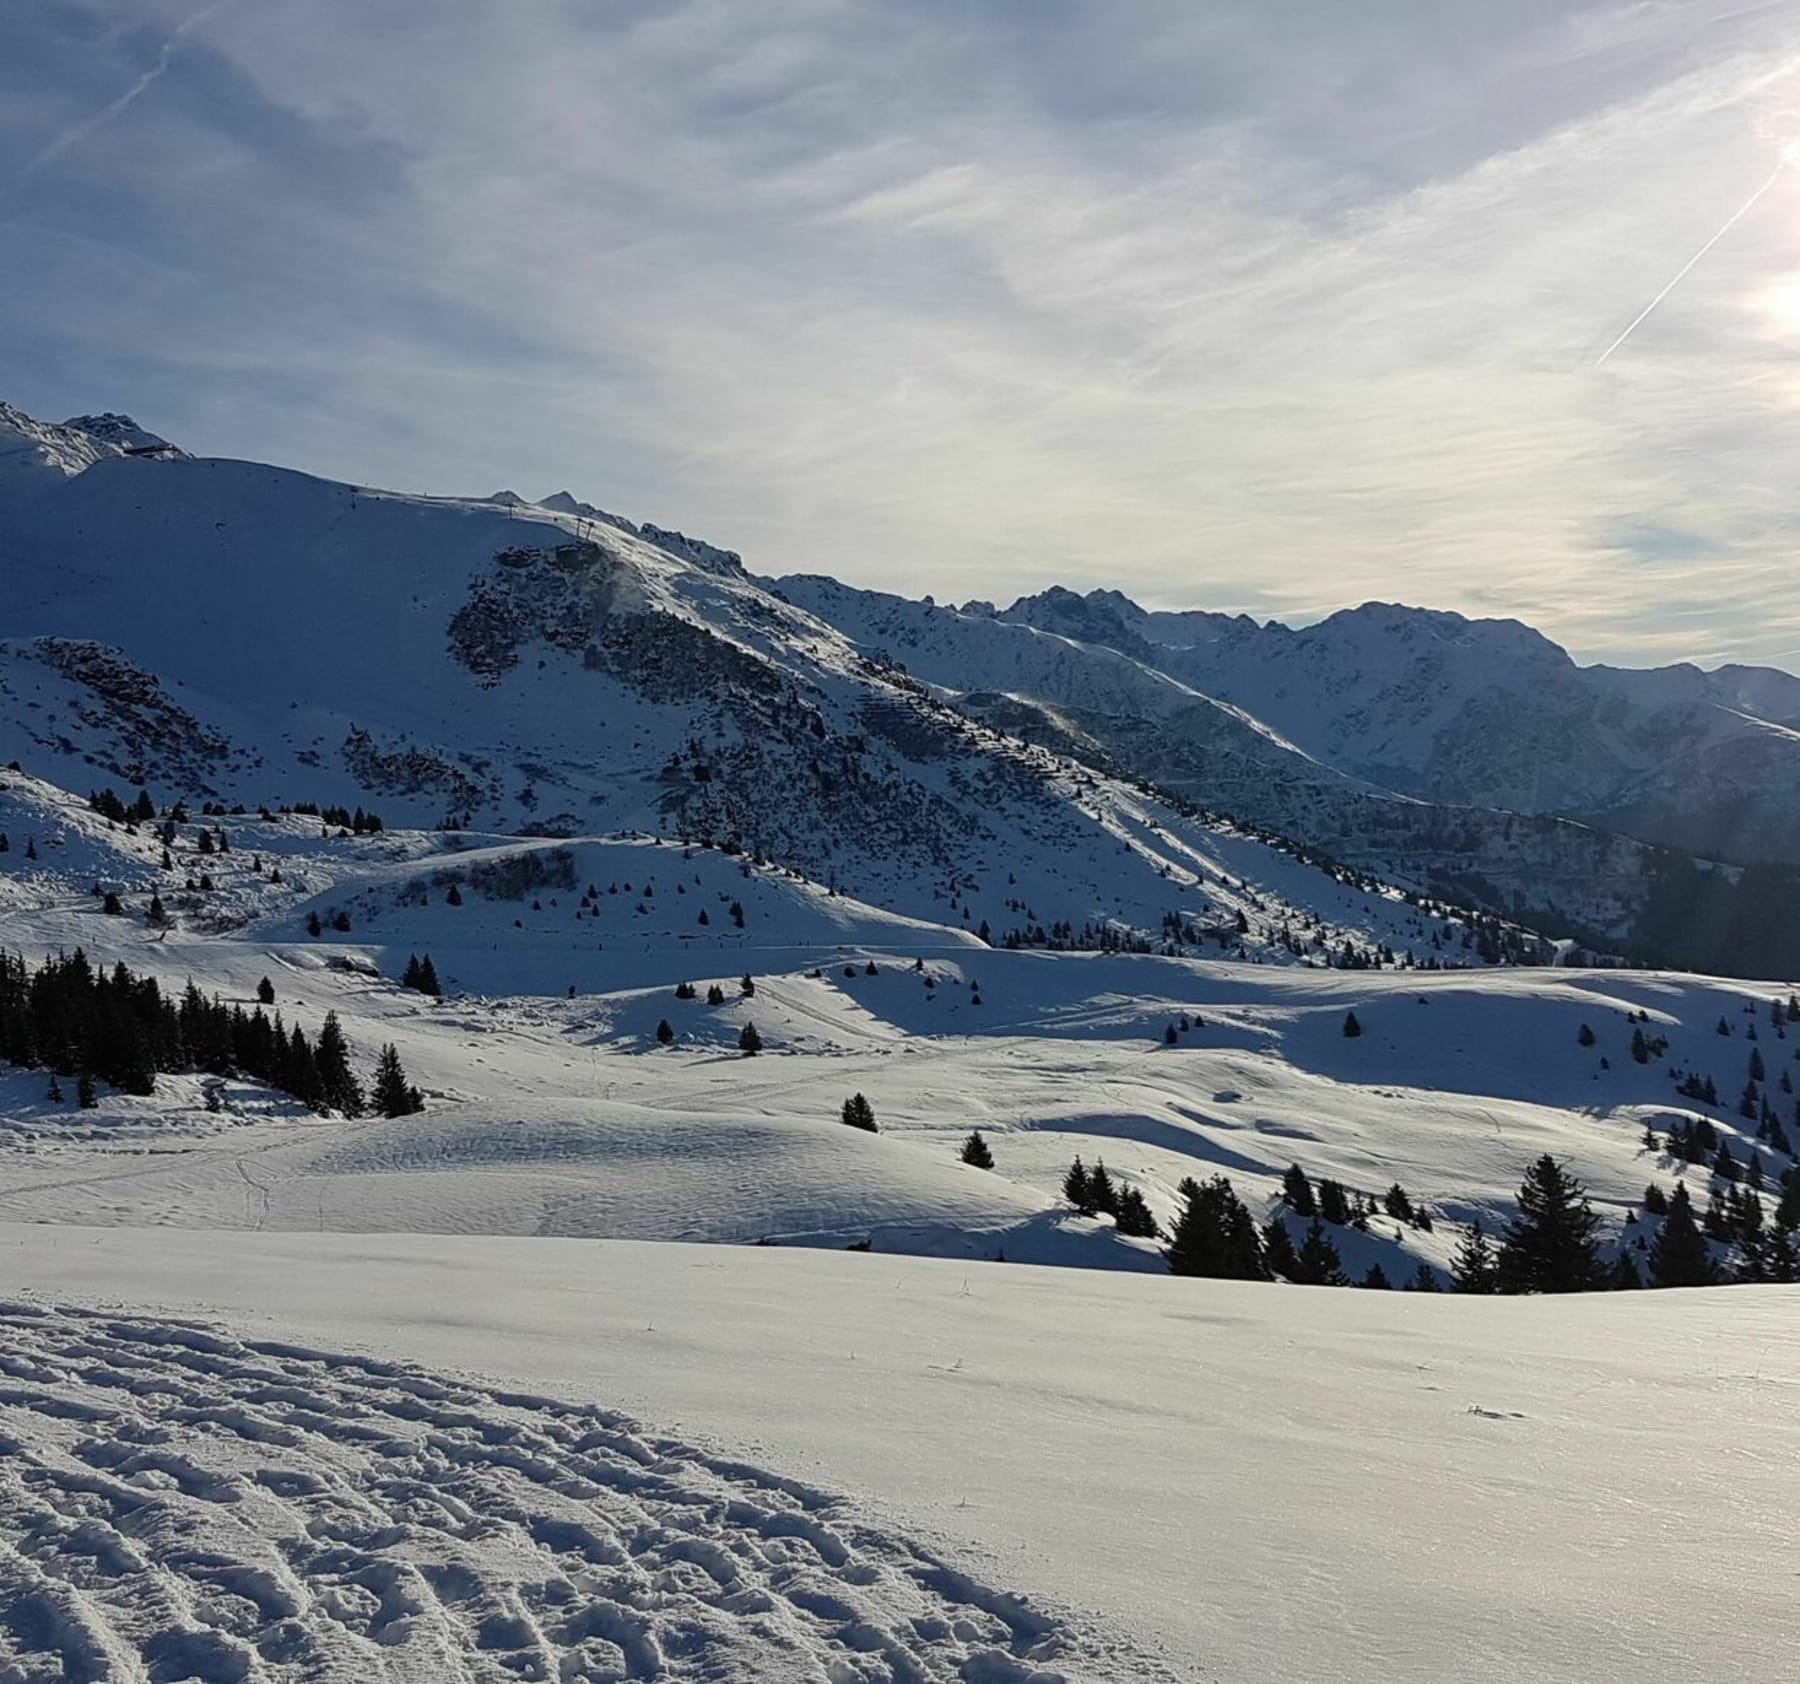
[
  {"xmin": 3, "ymin": 0, "xmax": 1800, "ymax": 668},
  {"xmin": 10, "ymin": 1, "xmax": 220, "ymax": 186}
]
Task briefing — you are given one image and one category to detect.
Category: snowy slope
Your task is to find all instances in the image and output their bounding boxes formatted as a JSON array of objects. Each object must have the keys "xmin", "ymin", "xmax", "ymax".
[
  {"xmin": 0, "ymin": 436, "xmax": 1498, "ymax": 963},
  {"xmin": 5, "ymin": 1232, "xmax": 1798, "ymax": 1684},
  {"xmin": 2, "ymin": 763, "xmax": 1795, "ymax": 1293}
]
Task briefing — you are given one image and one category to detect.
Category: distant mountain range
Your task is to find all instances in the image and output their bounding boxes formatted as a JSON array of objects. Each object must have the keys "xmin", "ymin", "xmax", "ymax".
[{"xmin": 3, "ymin": 396, "xmax": 1797, "ymax": 976}]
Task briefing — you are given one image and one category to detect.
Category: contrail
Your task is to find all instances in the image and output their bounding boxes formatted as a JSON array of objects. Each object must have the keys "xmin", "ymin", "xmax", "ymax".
[
  {"xmin": 16, "ymin": 3, "xmax": 221, "ymax": 182},
  {"xmin": 1595, "ymin": 159, "xmax": 1788, "ymax": 366}
]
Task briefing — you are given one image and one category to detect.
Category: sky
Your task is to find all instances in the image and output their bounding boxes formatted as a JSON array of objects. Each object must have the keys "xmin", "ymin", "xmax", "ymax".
[{"xmin": 4, "ymin": 1, "xmax": 1800, "ymax": 671}]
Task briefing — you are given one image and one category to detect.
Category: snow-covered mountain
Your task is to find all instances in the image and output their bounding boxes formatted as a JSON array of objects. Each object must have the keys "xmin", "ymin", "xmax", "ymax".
[
  {"xmin": 1002, "ymin": 587, "xmax": 1800, "ymax": 866},
  {"xmin": 0, "ymin": 401, "xmax": 183, "ymax": 490},
  {"xmin": 0, "ymin": 401, "xmax": 1557, "ymax": 972},
  {"xmin": 2, "ymin": 392, "xmax": 1797, "ymax": 976}
]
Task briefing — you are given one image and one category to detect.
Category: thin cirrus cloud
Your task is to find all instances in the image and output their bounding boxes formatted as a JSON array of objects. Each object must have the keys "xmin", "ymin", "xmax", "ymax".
[{"xmin": 3, "ymin": 0, "xmax": 1800, "ymax": 670}]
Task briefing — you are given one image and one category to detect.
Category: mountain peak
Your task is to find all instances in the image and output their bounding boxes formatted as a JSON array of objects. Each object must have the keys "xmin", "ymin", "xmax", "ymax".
[{"xmin": 62, "ymin": 412, "xmax": 183, "ymax": 457}]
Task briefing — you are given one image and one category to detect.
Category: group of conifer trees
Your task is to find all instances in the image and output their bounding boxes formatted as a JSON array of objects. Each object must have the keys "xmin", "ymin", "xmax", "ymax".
[
  {"xmin": 0, "ymin": 948, "xmax": 422, "ymax": 1118},
  {"xmin": 1107, "ymin": 1148, "xmax": 1795, "ymax": 1293},
  {"xmin": 1061, "ymin": 1155, "xmax": 1160, "ymax": 1238}
]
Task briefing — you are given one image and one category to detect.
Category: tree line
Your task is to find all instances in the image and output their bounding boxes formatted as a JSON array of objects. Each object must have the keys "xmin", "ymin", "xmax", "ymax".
[{"xmin": 0, "ymin": 949, "xmax": 422, "ymax": 1118}]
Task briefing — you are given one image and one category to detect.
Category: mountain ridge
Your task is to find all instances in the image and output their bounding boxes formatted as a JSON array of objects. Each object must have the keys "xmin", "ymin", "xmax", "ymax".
[{"xmin": 4, "ymin": 395, "xmax": 1799, "ymax": 975}]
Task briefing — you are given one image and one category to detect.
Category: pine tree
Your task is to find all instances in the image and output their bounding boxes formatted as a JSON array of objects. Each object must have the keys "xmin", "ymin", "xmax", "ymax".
[
  {"xmin": 1647, "ymin": 1184, "xmax": 1717, "ymax": 1287},
  {"xmin": 1404, "ymin": 1262, "xmax": 1441, "ymax": 1292},
  {"xmin": 76, "ymin": 1071, "xmax": 97, "ymax": 1109},
  {"xmin": 1360, "ymin": 1263, "xmax": 1393, "ymax": 1290},
  {"xmin": 655, "ymin": 1018, "xmax": 674, "ymax": 1045},
  {"xmin": 1292, "ymin": 1218, "xmax": 1349, "ymax": 1286},
  {"xmin": 1577, "ymin": 1023, "xmax": 1596, "ymax": 1047},
  {"xmin": 1317, "ymin": 1178, "xmax": 1353, "ymax": 1226},
  {"xmin": 1762, "ymin": 1222, "xmax": 1799, "ymax": 1284},
  {"xmin": 706, "ymin": 984, "xmax": 726, "ymax": 1006},
  {"xmin": 840, "ymin": 1092, "xmax": 877, "ymax": 1131},
  {"xmin": 46, "ymin": 1075, "xmax": 63, "ymax": 1104},
  {"xmin": 1642, "ymin": 1181, "xmax": 1669, "ymax": 1216},
  {"xmin": 1164, "ymin": 1176, "xmax": 1269, "ymax": 1280},
  {"xmin": 1063, "ymin": 1157, "xmax": 1091, "ymax": 1210},
  {"xmin": 1609, "ymin": 1250, "xmax": 1642, "ymax": 1290},
  {"xmin": 1086, "ymin": 1159, "xmax": 1119, "ymax": 1216},
  {"xmin": 372, "ymin": 1044, "xmax": 422, "ymax": 1117},
  {"xmin": 1114, "ymin": 1184, "xmax": 1159, "ymax": 1237},
  {"xmin": 737, "ymin": 1021, "xmax": 762, "ymax": 1056},
  {"xmin": 959, "ymin": 1130, "xmax": 994, "ymax": 1169},
  {"xmin": 306, "ymin": 911, "xmax": 323, "ymax": 938},
  {"xmin": 445, "ymin": 883, "xmax": 463, "ymax": 906},
  {"xmin": 148, "ymin": 893, "xmax": 166, "ymax": 925},
  {"xmin": 1382, "ymin": 1183, "xmax": 1415, "ymax": 1222},
  {"xmin": 257, "ymin": 976, "xmax": 275, "ymax": 1005},
  {"xmin": 1495, "ymin": 1155, "xmax": 1604, "ymax": 1293},
  {"xmin": 1281, "ymin": 1162, "xmax": 1317, "ymax": 1216},
  {"xmin": 1450, "ymin": 1221, "xmax": 1500, "ymax": 1294},
  {"xmin": 1262, "ymin": 1216, "xmax": 1299, "ymax": 1278},
  {"xmin": 740, "ymin": 974, "xmax": 755, "ymax": 996},
  {"xmin": 102, "ymin": 891, "xmax": 123, "ymax": 915},
  {"xmin": 1342, "ymin": 1010, "xmax": 1363, "ymax": 1038},
  {"xmin": 314, "ymin": 1012, "xmax": 362, "ymax": 1116}
]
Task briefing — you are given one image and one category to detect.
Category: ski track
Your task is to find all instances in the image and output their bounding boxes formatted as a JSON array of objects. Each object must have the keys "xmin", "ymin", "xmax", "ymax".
[{"xmin": 0, "ymin": 1302, "xmax": 1168, "ymax": 1684}]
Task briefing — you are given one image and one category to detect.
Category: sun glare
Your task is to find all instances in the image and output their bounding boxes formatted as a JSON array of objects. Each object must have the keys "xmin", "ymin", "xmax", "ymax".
[
  {"xmin": 1783, "ymin": 137, "xmax": 1800, "ymax": 168},
  {"xmin": 1753, "ymin": 271, "xmax": 1800, "ymax": 338}
]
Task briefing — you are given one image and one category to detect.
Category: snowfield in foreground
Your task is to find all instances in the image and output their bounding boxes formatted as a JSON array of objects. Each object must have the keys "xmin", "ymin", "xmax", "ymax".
[
  {"xmin": 0, "ymin": 1299, "xmax": 1147, "ymax": 1684},
  {"xmin": 3, "ymin": 1227, "xmax": 1797, "ymax": 1684}
]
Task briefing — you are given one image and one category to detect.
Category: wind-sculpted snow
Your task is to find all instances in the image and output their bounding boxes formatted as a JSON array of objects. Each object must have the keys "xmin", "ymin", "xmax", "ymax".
[{"xmin": 0, "ymin": 1302, "xmax": 1158, "ymax": 1683}]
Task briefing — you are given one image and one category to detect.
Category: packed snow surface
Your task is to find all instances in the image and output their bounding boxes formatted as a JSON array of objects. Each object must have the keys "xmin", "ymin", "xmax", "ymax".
[
  {"xmin": 3, "ymin": 1230, "xmax": 1797, "ymax": 1683},
  {"xmin": 0, "ymin": 1290, "xmax": 1162, "ymax": 1683}
]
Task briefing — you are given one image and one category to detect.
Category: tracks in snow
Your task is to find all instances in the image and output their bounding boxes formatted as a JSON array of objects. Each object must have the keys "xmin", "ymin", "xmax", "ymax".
[{"xmin": 0, "ymin": 1303, "xmax": 1169, "ymax": 1683}]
